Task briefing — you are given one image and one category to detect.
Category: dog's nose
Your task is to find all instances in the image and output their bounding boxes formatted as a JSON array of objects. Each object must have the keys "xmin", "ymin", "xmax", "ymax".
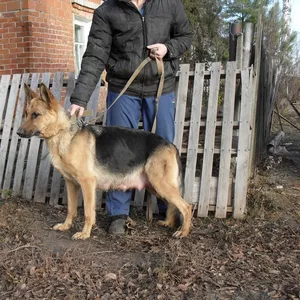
[{"xmin": 17, "ymin": 127, "xmax": 25, "ymax": 137}]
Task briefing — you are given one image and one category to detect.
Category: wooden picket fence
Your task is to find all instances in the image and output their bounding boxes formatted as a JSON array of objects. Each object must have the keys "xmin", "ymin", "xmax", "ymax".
[{"xmin": 0, "ymin": 61, "xmax": 255, "ymax": 218}]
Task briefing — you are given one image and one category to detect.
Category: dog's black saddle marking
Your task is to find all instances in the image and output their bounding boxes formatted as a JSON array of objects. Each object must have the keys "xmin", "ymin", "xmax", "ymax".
[{"xmin": 86, "ymin": 125, "xmax": 171, "ymax": 174}]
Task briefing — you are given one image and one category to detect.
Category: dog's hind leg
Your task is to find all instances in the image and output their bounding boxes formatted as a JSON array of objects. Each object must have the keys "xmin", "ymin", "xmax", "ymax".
[
  {"xmin": 72, "ymin": 177, "xmax": 96, "ymax": 240},
  {"xmin": 155, "ymin": 183, "xmax": 191, "ymax": 237},
  {"xmin": 146, "ymin": 147, "xmax": 192, "ymax": 238},
  {"xmin": 53, "ymin": 179, "xmax": 79, "ymax": 232},
  {"xmin": 157, "ymin": 203, "xmax": 177, "ymax": 229},
  {"xmin": 146, "ymin": 187, "xmax": 178, "ymax": 228}
]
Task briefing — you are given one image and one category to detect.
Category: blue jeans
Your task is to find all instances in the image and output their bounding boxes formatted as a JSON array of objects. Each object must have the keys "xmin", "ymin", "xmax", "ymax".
[{"xmin": 105, "ymin": 90, "xmax": 175, "ymax": 216}]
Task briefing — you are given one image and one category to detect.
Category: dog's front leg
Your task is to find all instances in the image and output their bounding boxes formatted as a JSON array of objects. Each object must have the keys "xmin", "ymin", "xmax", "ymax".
[
  {"xmin": 72, "ymin": 177, "xmax": 96, "ymax": 240},
  {"xmin": 53, "ymin": 178, "xmax": 79, "ymax": 231}
]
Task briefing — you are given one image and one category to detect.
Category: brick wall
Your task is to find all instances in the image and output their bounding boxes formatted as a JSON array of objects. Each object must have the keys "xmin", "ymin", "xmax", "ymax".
[
  {"xmin": 27, "ymin": 0, "xmax": 74, "ymax": 73},
  {"xmin": 0, "ymin": 0, "xmax": 102, "ymax": 75},
  {"xmin": 0, "ymin": 0, "xmax": 106, "ymax": 110},
  {"xmin": 0, "ymin": 1, "xmax": 28, "ymax": 75}
]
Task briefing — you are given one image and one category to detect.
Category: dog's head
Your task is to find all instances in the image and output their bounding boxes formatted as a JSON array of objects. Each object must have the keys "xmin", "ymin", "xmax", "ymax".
[{"xmin": 17, "ymin": 83, "xmax": 61, "ymax": 138}]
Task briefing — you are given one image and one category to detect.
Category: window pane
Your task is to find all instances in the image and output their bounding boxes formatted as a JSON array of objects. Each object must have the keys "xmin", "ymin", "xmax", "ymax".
[
  {"xmin": 74, "ymin": 18, "xmax": 92, "ymax": 75},
  {"xmin": 75, "ymin": 24, "xmax": 84, "ymax": 43},
  {"xmin": 75, "ymin": 44, "xmax": 81, "ymax": 75},
  {"xmin": 79, "ymin": 45, "xmax": 85, "ymax": 60}
]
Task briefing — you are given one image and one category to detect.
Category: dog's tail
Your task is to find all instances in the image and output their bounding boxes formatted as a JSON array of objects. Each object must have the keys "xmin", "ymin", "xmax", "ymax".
[{"xmin": 175, "ymin": 148, "xmax": 184, "ymax": 196}]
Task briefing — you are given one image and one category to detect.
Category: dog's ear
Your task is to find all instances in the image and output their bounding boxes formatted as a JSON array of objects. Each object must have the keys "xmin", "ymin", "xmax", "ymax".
[
  {"xmin": 24, "ymin": 83, "xmax": 37, "ymax": 103},
  {"xmin": 40, "ymin": 83, "xmax": 54, "ymax": 106}
]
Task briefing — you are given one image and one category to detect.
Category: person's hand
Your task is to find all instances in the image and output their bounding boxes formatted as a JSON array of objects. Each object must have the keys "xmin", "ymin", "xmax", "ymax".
[
  {"xmin": 69, "ymin": 104, "xmax": 85, "ymax": 118},
  {"xmin": 147, "ymin": 44, "xmax": 168, "ymax": 60}
]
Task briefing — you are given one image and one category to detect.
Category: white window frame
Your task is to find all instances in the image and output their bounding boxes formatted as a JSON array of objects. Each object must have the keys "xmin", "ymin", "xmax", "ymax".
[{"xmin": 74, "ymin": 16, "xmax": 92, "ymax": 77}]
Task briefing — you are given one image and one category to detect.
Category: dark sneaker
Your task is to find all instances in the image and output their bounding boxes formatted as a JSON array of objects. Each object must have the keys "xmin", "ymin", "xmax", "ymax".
[{"xmin": 108, "ymin": 215, "xmax": 127, "ymax": 235}]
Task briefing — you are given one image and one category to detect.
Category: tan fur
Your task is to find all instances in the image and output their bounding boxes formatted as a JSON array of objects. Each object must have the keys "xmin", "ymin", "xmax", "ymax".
[{"xmin": 19, "ymin": 83, "xmax": 192, "ymax": 239}]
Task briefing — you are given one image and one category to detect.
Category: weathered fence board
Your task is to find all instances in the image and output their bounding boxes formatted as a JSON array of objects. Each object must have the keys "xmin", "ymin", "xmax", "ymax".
[
  {"xmin": 61, "ymin": 74, "xmax": 76, "ymax": 206},
  {"xmin": 49, "ymin": 72, "xmax": 65, "ymax": 205},
  {"xmin": 2, "ymin": 74, "xmax": 30, "ymax": 195},
  {"xmin": 0, "ymin": 61, "xmax": 256, "ymax": 218},
  {"xmin": 215, "ymin": 62, "xmax": 237, "ymax": 218},
  {"xmin": 234, "ymin": 67, "xmax": 254, "ymax": 218},
  {"xmin": 0, "ymin": 74, "xmax": 21, "ymax": 193},
  {"xmin": 174, "ymin": 64, "xmax": 190, "ymax": 154},
  {"xmin": 184, "ymin": 63, "xmax": 205, "ymax": 204},
  {"xmin": 198, "ymin": 62, "xmax": 221, "ymax": 217},
  {"xmin": 3, "ymin": 74, "xmax": 28, "ymax": 191},
  {"xmin": 33, "ymin": 74, "xmax": 51, "ymax": 203},
  {"xmin": 193, "ymin": 177, "xmax": 231, "ymax": 206},
  {"xmin": 14, "ymin": 74, "xmax": 40, "ymax": 197},
  {"xmin": 0, "ymin": 75, "xmax": 10, "ymax": 127},
  {"xmin": 134, "ymin": 189, "xmax": 146, "ymax": 208}
]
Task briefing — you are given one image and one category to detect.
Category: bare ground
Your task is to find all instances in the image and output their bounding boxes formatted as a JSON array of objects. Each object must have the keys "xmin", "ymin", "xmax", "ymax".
[{"xmin": 1, "ymin": 136, "xmax": 300, "ymax": 300}]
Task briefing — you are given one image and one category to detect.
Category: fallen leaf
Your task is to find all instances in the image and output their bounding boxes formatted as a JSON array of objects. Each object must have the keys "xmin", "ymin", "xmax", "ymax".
[{"xmin": 104, "ymin": 273, "xmax": 117, "ymax": 282}]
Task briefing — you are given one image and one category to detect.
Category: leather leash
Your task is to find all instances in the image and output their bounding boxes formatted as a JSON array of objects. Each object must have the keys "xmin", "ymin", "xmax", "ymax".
[
  {"xmin": 73, "ymin": 55, "xmax": 165, "ymax": 134},
  {"xmin": 107, "ymin": 56, "xmax": 164, "ymax": 133}
]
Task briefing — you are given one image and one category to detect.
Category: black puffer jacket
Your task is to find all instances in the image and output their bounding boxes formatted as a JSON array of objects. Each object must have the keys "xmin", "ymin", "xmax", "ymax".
[{"xmin": 70, "ymin": 0, "xmax": 192, "ymax": 108}]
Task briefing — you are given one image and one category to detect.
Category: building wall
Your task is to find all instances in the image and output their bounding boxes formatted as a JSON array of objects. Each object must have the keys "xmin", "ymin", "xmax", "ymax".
[
  {"xmin": 0, "ymin": 0, "xmax": 30, "ymax": 75},
  {"xmin": 0, "ymin": 0, "xmax": 102, "ymax": 75}
]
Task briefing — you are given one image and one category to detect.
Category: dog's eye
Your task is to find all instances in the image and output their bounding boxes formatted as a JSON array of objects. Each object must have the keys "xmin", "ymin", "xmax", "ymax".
[{"xmin": 31, "ymin": 112, "xmax": 40, "ymax": 119}]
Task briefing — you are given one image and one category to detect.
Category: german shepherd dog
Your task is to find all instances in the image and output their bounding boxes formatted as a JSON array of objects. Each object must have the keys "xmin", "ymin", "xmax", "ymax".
[{"xmin": 17, "ymin": 83, "xmax": 192, "ymax": 240}]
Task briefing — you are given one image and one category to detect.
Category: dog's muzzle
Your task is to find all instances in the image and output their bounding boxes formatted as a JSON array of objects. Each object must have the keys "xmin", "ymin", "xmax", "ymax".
[{"xmin": 17, "ymin": 127, "xmax": 40, "ymax": 138}]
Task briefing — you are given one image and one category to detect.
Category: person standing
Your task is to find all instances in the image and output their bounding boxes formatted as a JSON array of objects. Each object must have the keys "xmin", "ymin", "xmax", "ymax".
[{"xmin": 69, "ymin": 0, "xmax": 192, "ymax": 234}]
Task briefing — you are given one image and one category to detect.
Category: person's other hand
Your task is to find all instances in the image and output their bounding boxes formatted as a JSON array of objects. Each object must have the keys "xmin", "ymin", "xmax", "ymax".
[
  {"xmin": 69, "ymin": 104, "xmax": 85, "ymax": 118},
  {"xmin": 147, "ymin": 44, "xmax": 168, "ymax": 60}
]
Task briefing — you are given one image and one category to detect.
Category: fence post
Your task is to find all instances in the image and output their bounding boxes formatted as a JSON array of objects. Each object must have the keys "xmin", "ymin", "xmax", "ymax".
[
  {"xmin": 234, "ymin": 67, "xmax": 254, "ymax": 218},
  {"xmin": 248, "ymin": 15, "xmax": 263, "ymax": 176},
  {"xmin": 243, "ymin": 23, "xmax": 254, "ymax": 68}
]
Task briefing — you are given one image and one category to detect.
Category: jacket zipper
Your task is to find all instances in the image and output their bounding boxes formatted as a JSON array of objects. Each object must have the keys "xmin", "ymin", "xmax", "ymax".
[
  {"xmin": 140, "ymin": 14, "xmax": 147, "ymax": 97},
  {"xmin": 122, "ymin": 1, "xmax": 148, "ymax": 97}
]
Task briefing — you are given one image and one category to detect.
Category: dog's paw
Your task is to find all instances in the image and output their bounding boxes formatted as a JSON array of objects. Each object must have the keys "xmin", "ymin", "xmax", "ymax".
[
  {"xmin": 172, "ymin": 228, "xmax": 189, "ymax": 238},
  {"xmin": 157, "ymin": 220, "xmax": 176, "ymax": 229},
  {"xmin": 71, "ymin": 231, "xmax": 90, "ymax": 240},
  {"xmin": 53, "ymin": 223, "xmax": 71, "ymax": 231}
]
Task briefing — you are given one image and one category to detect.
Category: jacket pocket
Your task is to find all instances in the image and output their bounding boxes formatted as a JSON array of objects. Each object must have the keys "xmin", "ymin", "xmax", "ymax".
[
  {"xmin": 170, "ymin": 59, "xmax": 179, "ymax": 74},
  {"xmin": 106, "ymin": 57, "xmax": 117, "ymax": 70}
]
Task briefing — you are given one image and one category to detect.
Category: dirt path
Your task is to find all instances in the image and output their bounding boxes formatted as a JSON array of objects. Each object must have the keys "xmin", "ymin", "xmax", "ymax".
[{"xmin": 0, "ymin": 134, "xmax": 300, "ymax": 299}]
